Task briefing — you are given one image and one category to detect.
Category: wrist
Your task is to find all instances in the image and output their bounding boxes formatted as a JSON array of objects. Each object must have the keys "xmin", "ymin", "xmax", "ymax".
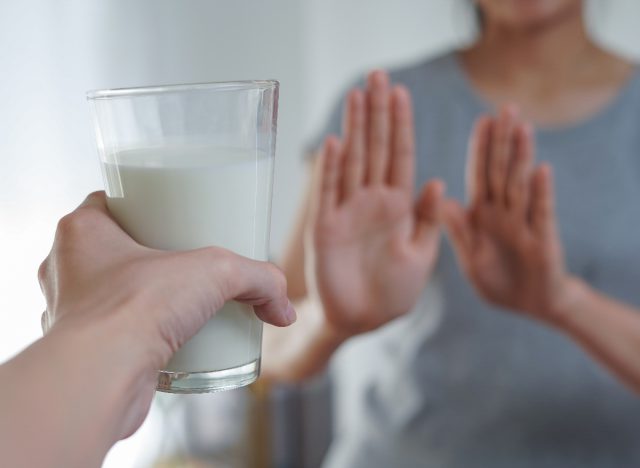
[
  {"xmin": 317, "ymin": 315, "xmax": 351, "ymax": 348},
  {"xmin": 61, "ymin": 309, "xmax": 159, "ymax": 437},
  {"xmin": 54, "ymin": 300, "xmax": 163, "ymax": 377},
  {"xmin": 545, "ymin": 276, "xmax": 591, "ymax": 331}
]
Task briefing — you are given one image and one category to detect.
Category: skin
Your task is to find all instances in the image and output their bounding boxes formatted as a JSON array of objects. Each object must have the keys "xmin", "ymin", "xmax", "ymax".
[
  {"xmin": 265, "ymin": 0, "xmax": 638, "ymax": 384},
  {"xmin": 474, "ymin": 0, "xmax": 585, "ymax": 29},
  {"xmin": 265, "ymin": 72, "xmax": 444, "ymax": 380},
  {"xmin": 0, "ymin": 192, "xmax": 295, "ymax": 468},
  {"xmin": 309, "ymin": 83, "xmax": 444, "ymax": 337},
  {"xmin": 463, "ymin": 0, "xmax": 634, "ymax": 126},
  {"xmin": 444, "ymin": 108, "xmax": 640, "ymax": 393},
  {"xmin": 443, "ymin": 107, "xmax": 571, "ymax": 321}
]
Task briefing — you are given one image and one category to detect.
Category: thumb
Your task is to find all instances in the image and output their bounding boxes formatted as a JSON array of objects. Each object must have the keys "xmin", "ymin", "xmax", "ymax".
[
  {"xmin": 223, "ymin": 254, "xmax": 297, "ymax": 328},
  {"xmin": 442, "ymin": 198, "xmax": 473, "ymax": 268},
  {"xmin": 413, "ymin": 179, "xmax": 445, "ymax": 248}
]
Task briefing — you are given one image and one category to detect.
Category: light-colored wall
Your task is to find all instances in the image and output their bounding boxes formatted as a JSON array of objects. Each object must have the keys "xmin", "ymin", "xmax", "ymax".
[
  {"xmin": 302, "ymin": 0, "xmax": 472, "ymax": 139},
  {"xmin": 0, "ymin": 1, "xmax": 639, "ymax": 466}
]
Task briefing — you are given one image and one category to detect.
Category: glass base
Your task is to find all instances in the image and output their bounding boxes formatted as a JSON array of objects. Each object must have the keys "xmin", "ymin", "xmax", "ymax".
[{"xmin": 156, "ymin": 358, "xmax": 260, "ymax": 394}]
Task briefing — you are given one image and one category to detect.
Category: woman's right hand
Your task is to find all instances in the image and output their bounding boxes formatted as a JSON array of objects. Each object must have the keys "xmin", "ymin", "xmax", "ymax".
[{"xmin": 308, "ymin": 70, "xmax": 445, "ymax": 337}]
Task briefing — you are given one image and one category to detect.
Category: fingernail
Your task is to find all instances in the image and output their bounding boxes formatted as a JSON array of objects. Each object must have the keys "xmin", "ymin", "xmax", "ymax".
[{"xmin": 284, "ymin": 300, "xmax": 297, "ymax": 324}]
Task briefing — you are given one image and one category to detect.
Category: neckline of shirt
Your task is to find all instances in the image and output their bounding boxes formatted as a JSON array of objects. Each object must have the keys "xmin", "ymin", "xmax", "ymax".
[{"xmin": 441, "ymin": 51, "xmax": 640, "ymax": 146}]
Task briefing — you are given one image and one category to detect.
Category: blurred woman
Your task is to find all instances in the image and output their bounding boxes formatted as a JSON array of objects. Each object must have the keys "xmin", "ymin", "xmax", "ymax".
[{"xmin": 264, "ymin": 0, "xmax": 640, "ymax": 466}]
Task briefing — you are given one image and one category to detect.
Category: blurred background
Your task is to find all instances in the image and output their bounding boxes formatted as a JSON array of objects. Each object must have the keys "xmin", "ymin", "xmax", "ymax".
[{"xmin": 1, "ymin": 1, "xmax": 639, "ymax": 467}]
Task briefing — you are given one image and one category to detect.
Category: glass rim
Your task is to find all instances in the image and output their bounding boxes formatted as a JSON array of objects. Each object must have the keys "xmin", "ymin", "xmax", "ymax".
[{"xmin": 86, "ymin": 79, "xmax": 279, "ymax": 100}]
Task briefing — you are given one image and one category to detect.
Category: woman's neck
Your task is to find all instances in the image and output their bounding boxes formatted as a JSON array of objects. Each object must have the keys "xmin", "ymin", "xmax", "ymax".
[
  {"xmin": 471, "ymin": 8, "xmax": 593, "ymax": 83},
  {"xmin": 459, "ymin": 7, "xmax": 634, "ymax": 126}
]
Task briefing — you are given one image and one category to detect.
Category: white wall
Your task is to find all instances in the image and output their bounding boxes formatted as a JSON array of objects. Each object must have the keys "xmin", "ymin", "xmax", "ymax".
[
  {"xmin": 303, "ymin": 0, "xmax": 474, "ymax": 139},
  {"xmin": 1, "ymin": 0, "xmax": 639, "ymax": 466}
]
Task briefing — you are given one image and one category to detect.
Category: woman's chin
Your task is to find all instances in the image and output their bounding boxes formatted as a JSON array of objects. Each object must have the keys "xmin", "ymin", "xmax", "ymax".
[{"xmin": 477, "ymin": 0, "xmax": 583, "ymax": 30}]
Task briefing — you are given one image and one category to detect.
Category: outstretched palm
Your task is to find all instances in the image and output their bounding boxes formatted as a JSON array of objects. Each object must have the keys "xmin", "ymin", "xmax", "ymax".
[
  {"xmin": 444, "ymin": 107, "xmax": 570, "ymax": 322},
  {"xmin": 309, "ymin": 71, "xmax": 444, "ymax": 336}
]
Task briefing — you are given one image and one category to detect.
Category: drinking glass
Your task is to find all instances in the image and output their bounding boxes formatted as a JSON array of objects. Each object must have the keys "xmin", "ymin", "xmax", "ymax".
[{"xmin": 87, "ymin": 80, "xmax": 278, "ymax": 393}]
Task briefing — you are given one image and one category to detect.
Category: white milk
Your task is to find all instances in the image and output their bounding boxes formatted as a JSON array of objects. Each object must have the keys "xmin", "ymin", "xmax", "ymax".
[{"xmin": 103, "ymin": 146, "xmax": 272, "ymax": 373}]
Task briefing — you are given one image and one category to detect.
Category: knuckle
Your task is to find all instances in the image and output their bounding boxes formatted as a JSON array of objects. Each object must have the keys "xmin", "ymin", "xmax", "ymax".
[
  {"xmin": 55, "ymin": 213, "xmax": 76, "ymax": 235},
  {"xmin": 86, "ymin": 190, "xmax": 105, "ymax": 203},
  {"xmin": 205, "ymin": 246, "xmax": 236, "ymax": 273},
  {"xmin": 37, "ymin": 259, "xmax": 53, "ymax": 297},
  {"xmin": 37, "ymin": 258, "xmax": 49, "ymax": 284},
  {"xmin": 56, "ymin": 209, "xmax": 97, "ymax": 239}
]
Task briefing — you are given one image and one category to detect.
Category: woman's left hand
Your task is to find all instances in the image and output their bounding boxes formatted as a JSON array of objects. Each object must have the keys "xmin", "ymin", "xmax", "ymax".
[{"xmin": 443, "ymin": 105, "xmax": 578, "ymax": 324}]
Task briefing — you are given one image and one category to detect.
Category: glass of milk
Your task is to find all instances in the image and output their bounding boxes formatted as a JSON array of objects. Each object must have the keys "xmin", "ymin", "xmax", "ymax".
[{"xmin": 86, "ymin": 80, "xmax": 278, "ymax": 393}]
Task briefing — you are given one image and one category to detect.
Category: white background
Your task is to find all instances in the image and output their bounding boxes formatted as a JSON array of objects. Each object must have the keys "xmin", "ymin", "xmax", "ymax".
[{"xmin": 1, "ymin": 1, "xmax": 639, "ymax": 466}]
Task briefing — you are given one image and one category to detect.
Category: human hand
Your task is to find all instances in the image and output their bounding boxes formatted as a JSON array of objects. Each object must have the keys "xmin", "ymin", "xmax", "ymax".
[
  {"xmin": 38, "ymin": 191, "xmax": 295, "ymax": 439},
  {"xmin": 443, "ymin": 106, "xmax": 577, "ymax": 324},
  {"xmin": 308, "ymin": 70, "xmax": 445, "ymax": 336}
]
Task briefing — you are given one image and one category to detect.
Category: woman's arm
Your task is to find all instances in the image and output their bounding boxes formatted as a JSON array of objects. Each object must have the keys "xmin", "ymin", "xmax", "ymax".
[
  {"xmin": 552, "ymin": 278, "xmax": 640, "ymax": 392},
  {"xmin": 444, "ymin": 106, "xmax": 640, "ymax": 393}
]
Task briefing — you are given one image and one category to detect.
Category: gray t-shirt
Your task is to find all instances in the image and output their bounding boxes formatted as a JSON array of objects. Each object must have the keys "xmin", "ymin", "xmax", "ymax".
[{"xmin": 315, "ymin": 52, "xmax": 640, "ymax": 468}]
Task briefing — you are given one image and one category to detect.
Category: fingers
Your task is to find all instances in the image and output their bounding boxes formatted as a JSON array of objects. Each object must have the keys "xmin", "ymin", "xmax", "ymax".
[
  {"xmin": 365, "ymin": 70, "xmax": 391, "ymax": 185},
  {"xmin": 341, "ymin": 70, "xmax": 414, "ymax": 198},
  {"xmin": 530, "ymin": 163, "xmax": 558, "ymax": 240},
  {"xmin": 226, "ymin": 255, "xmax": 296, "ymax": 327},
  {"xmin": 489, "ymin": 105, "xmax": 518, "ymax": 203},
  {"xmin": 341, "ymin": 90, "xmax": 366, "ymax": 198},
  {"xmin": 477, "ymin": 105, "xmax": 535, "ymax": 221},
  {"xmin": 467, "ymin": 116, "xmax": 493, "ymax": 208},
  {"xmin": 442, "ymin": 198, "xmax": 474, "ymax": 267},
  {"xmin": 254, "ymin": 300, "xmax": 297, "ymax": 328},
  {"xmin": 317, "ymin": 136, "xmax": 342, "ymax": 216},
  {"xmin": 388, "ymin": 85, "xmax": 416, "ymax": 193},
  {"xmin": 413, "ymin": 179, "xmax": 445, "ymax": 247},
  {"xmin": 505, "ymin": 123, "xmax": 534, "ymax": 215}
]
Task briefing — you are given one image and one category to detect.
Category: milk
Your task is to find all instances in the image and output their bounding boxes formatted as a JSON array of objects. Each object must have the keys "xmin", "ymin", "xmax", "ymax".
[{"xmin": 103, "ymin": 146, "xmax": 272, "ymax": 373}]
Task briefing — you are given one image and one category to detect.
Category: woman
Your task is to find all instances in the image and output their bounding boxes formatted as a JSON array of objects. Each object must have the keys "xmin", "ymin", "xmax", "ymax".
[{"xmin": 264, "ymin": 0, "xmax": 640, "ymax": 466}]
